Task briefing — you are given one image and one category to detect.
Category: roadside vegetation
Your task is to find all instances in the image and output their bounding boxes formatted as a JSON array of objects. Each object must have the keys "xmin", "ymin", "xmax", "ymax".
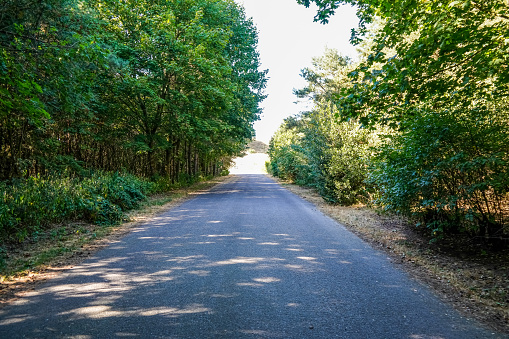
[
  {"xmin": 270, "ymin": 0, "xmax": 509, "ymax": 246},
  {"xmin": 0, "ymin": 175, "xmax": 231, "ymax": 303},
  {"xmin": 0, "ymin": 0, "xmax": 266, "ymax": 259}
]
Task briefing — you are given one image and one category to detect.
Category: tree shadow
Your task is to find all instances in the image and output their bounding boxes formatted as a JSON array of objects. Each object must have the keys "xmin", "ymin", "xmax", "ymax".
[{"xmin": 0, "ymin": 175, "xmax": 499, "ymax": 338}]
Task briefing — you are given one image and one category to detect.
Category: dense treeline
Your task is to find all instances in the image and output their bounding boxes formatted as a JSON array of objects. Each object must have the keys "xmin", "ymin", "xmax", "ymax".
[
  {"xmin": 1, "ymin": 0, "xmax": 266, "ymax": 181},
  {"xmin": 269, "ymin": 0, "xmax": 509, "ymax": 245},
  {"xmin": 269, "ymin": 49, "xmax": 382, "ymax": 205},
  {"xmin": 0, "ymin": 0, "xmax": 266, "ymax": 240}
]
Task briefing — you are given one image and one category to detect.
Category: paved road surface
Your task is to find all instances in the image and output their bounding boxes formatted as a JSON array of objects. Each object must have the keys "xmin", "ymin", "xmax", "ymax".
[{"xmin": 0, "ymin": 175, "xmax": 506, "ymax": 338}]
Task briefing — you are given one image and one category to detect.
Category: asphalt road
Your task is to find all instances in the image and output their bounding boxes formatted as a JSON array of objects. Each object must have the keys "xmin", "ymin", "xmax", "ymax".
[{"xmin": 0, "ymin": 174, "xmax": 506, "ymax": 338}]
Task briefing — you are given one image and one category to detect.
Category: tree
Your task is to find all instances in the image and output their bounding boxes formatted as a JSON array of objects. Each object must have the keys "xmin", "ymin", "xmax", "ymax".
[
  {"xmin": 298, "ymin": 0, "xmax": 509, "ymax": 243},
  {"xmin": 0, "ymin": 0, "xmax": 104, "ymax": 179},
  {"xmin": 297, "ymin": 0, "xmax": 509, "ymax": 126},
  {"xmin": 0, "ymin": 0, "xmax": 266, "ymax": 181},
  {"xmin": 270, "ymin": 49, "xmax": 380, "ymax": 204},
  {"xmin": 90, "ymin": 0, "xmax": 267, "ymax": 179},
  {"xmin": 371, "ymin": 107, "xmax": 509, "ymax": 242}
]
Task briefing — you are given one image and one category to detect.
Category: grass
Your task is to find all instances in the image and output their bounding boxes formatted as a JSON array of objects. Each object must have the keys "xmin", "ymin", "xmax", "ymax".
[{"xmin": 0, "ymin": 175, "xmax": 231, "ymax": 286}]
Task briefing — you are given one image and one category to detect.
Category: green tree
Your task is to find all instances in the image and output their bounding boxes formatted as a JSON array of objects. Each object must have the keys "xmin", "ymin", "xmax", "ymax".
[
  {"xmin": 85, "ymin": 0, "xmax": 266, "ymax": 179},
  {"xmin": 298, "ymin": 0, "xmax": 509, "ymax": 126},
  {"xmin": 268, "ymin": 116, "xmax": 308, "ymax": 182},
  {"xmin": 371, "ymin": 107, "xmax": 509, "ymax": 242},
  {"xmin": 0, "ymin": 0, "xmax": 105, "ymax": 179},
  {"xmin": 270, "ymin": 49, "xmax": 380, "ymax": 204},
  {"xmin": 298, "ymin": 0, "xmax": 509, "ymax": 243}
]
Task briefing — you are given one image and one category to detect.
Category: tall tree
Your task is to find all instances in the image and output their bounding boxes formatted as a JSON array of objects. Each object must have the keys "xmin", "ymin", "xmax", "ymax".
[
  {"xmin": 297, "ymin": 0, "xmax": 509, "ymax": 243},
  {"xmin": 90, "ymin": 0, "xmax": 266, "ymax": 178},
  {"xmin": 270, "ymin": 49, "xmax": 380, "ymax": 204},
  {"xmin": 0, "ymin": 0, "xmax": 104, "ymax": 179}
]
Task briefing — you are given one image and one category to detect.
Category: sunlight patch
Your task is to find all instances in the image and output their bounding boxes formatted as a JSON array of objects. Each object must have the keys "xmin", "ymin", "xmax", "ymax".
[
  {"xmin": 59, "ymin": 304, "xmax": 211, "ymax": 319},
  {"xmin": 0, "ymin": 314, "xmax": 35, "ymax": 326},
  {"xmin": 285, "ymin": 248, "xmax": 304, "ymax": 252},
  {"xmin": 253, "ymin": 277, "xmax": 281, "ymax": 283},
  {"xmin": 208, "ymin": 257, "xmax": 265, "ymax": 266},
  {"xmin": 297, "ymin": 256, "xmax": 317, "ymax": 261}
]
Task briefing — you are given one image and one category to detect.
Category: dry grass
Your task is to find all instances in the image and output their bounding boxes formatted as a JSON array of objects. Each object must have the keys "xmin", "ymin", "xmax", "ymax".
[{"xmin": 277, "ymin": 178, "xmax": 509, "ymax": 334}]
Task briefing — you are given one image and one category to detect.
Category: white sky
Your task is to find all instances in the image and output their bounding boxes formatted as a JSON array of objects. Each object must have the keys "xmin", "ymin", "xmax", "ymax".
[{"xmin": 235, "ymin": 0, "xmax": 359, "ymax": 144}]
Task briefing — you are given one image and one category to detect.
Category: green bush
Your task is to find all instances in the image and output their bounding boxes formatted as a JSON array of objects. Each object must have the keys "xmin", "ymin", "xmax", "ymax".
[
  {"xmin": 150, "ymin": 172, "xmax": 211, "ymax": 193},
  {"xmin": 268, "ymin": 113, "xmax": 380, "ymax": 205},
  {"xmin": 305, "ymin": 116, "xmax": 378, "ymax": 204},
  {"xmin": 0, "ymin": 172, "xmax": 155, "ymax": 241},
  {"xmin": 268, "ymin": 117, "xmax": 312, "ymax": 183},
  {"xmin": 370, "ymin": 109, "xmax": 509, "ymax": 243}
]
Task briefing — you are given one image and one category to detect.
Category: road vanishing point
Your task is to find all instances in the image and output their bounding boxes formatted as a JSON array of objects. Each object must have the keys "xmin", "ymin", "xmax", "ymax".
[{"xmin": 0, "ymin": 173, "xmax": 507, "ymax": 338}]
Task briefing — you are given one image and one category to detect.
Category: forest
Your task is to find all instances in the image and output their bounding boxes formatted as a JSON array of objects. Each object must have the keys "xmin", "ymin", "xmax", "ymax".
[
  {"xmin": 268, "ymin": 0, "xmax": 509, "ymax": 246},
  {"xmin": 0, "ymin": 0, "xmax": 267, "ymax": 241}
]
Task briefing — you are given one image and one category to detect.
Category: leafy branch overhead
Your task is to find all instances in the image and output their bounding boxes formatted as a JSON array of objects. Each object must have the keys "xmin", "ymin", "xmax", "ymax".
[{"xmin": 298, "ymin": 0, "xmax": 509, "ymax": 126}]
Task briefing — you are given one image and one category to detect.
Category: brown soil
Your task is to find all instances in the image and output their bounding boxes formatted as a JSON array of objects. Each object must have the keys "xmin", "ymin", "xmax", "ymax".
[{"xmin": 277, "ymin": 179, "xmax": 509, "ymax": 334}]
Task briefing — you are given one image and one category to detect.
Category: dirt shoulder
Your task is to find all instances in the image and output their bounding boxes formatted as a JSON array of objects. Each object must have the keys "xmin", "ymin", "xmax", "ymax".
[
  {"xmin": 276, "ymin": 178, "xmax": 509, "ymax": 334},
  {"xmin": 0, "ymin": 175, "xmax": 235, "ymax": 307}
]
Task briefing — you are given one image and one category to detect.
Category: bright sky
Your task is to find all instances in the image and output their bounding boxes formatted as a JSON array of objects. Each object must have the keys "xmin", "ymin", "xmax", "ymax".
[{"xmin": 235, "ymin": 0, "xmax": 359, "ymax": 144}]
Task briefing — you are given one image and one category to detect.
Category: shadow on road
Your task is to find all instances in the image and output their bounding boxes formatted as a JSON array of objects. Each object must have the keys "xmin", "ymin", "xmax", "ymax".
[{"xmin": 0, "ymin": 175, "xmax": 500, "ymax": 338}]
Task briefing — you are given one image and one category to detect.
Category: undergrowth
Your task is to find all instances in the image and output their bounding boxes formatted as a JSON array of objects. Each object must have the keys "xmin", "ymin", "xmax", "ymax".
[
  {"xmin": 0, "ymin": 172, "xmax": 222, "ymax": 276},
  {"xmin": 0, "ymin": 171, "xmax": 155, "ymax": 243}
]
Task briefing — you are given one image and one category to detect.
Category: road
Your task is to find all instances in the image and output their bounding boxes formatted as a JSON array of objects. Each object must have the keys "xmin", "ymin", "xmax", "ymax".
[{"xmin": 0, "ymin": 174, "xmax": 505, "ymax": 338}]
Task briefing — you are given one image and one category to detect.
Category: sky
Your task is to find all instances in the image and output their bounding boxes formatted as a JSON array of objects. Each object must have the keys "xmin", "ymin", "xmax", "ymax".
[{"xmin": 235, "ymin": 0, "xmax": 359, "ymax": 144}]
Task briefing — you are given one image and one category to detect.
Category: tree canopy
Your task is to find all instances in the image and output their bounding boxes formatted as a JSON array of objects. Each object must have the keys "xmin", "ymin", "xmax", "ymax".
[
  {"xmin": 0, "ymin": 0, "xmax": 267, "ymax": 181},
  {"xmin": 277, "ymin": 1, "xmax": 509, "ymax": 245},
  {"xmin": 298, "ymin": 0, "xmax": 509, "ymax": 127}
]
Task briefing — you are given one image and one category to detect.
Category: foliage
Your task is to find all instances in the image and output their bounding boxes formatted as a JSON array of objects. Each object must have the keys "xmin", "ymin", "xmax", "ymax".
[
  {"xmin": 0, "ymin": 0, "xmax": 105, "ymax": 179},
  {"xmin": 267, "ymin": 117, "xmax": 308, "ymax": 182},
  {"xmin": 88, "ymin": 0, "xmax": 266, "ymax": 179},
  {"xmin": 296, "ymin": 1, "xmax": 509, "ymax": 244},
  {"xmin": 269, "ymin": 111, "xmax": 379, "ymax": 205},
  {"xmin": 0, "ymin": 172, "xmax": 155, "ymax": 242},
  {"xmin": 269, "ymin": 49, "xmax": 380, "ymax": 205},
  {"xmin": 0, "ymin": 0, "xmax": 267, "ymax": 240},
  {"xmin": 298, "ymin": 0, "xmax": 509, "ymax": 126},
  {"xmin": 370, "ymin": 108, "xmax": 509, "ymax": 241},
  {"xmin": 311, "ymin": 114, "xmax": 378, "ymax": 204},
  {"xmin": 0, "ymin": 0, "xmax": 266, "ymax": 182}
]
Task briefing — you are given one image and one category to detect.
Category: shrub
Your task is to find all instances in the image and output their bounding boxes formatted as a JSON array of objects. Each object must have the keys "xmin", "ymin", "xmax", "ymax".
[
  {"xmin": 0, "ymin": 172, "xmax": 154, "ymax": 241},
  {"xmin": 305, "ymin": 116, "xmax": 379, "ymax": 204},
  {"xmin": 268, "ymin": 119, "xmax": 308, "ymax": 182},
  {"xmin": 268, "ymin": 112, "xmax": 380, "ymax": 205},
  {"xmin": 370, "ymin": 109, "xmax": 509, "ymax": 243}
]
